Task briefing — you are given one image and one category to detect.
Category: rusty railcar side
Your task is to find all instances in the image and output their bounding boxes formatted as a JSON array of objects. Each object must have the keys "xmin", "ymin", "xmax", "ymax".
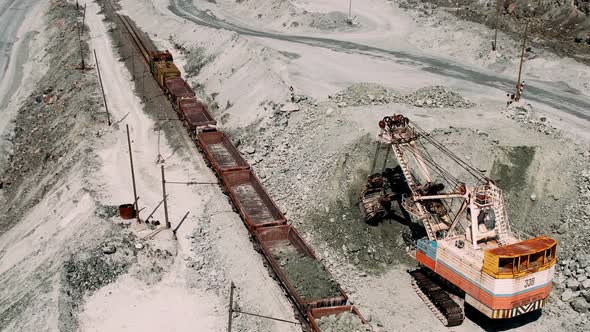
[
  {"xmin": 254, "ymin": 225, "xmax": 348, "ymax": 312},
  {"xmin": 221, "ymin": 170, "xmax": 286, "ymax": 230},
  {"xmin": 307, "ymin": 306, "xmax": 371, "ymax": 332},
  {"xmin": 165, "ymin": 77, "xmax": 195, "ymax": 107},
  {"xmin": 178, "ymin": 99, "xmax": 216, "ymax": 135},
  {"xmin": 197, "ymin": 132, "xmax": 250, "ymax": 175}
]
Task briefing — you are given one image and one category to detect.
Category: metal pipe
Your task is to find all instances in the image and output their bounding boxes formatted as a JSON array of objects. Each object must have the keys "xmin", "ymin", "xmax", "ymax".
[
  {"xmin": 144, "ymin": 195, "xmax": 168, "ymax": 223},
  {"xmin": 445, "ymin": 199, "xmax": 468, "ymax": 238},
  {"xmin": 127, "ymin": 124, "xmax": 140, "ymax": 222},
  {"xmin": 414, "ymin": 193, "xmax": 466, "ymax": 201},
  {"xmin": 172, "ymin": 211, "xmax": 190, "ymax": 235}
]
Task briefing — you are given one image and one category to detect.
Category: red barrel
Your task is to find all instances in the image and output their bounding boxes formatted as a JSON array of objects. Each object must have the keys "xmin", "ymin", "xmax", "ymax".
[{"xmin": 119, "ymin": 204, "xmax": 136, "ymax": 219}]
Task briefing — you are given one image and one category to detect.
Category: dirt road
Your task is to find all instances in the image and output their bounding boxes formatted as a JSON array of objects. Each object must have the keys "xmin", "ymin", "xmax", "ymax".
[{"xmin": 168, "ymin": 0, "xmax": 590, "ymax": 122}]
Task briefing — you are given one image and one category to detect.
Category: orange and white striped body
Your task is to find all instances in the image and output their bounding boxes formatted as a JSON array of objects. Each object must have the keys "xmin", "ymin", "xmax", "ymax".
[{"xmin": 416, "ymin": 236, "xmax": 557, "ymax": 319}]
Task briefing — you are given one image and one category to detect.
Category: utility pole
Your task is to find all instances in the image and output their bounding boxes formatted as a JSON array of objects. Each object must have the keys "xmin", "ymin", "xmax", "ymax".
[
  {"xmin": 132, "ymin": 47, "xmax": 135, "ymax": 80},
  {"xmin": 492, "ymin": 0, "xmax": 500, "ymax": 51},
  {"xmin": 155, "ymin": 120, "xmax": 170, "ymax": 163},
  {"xmin": 156, "ymin": 123, "xmax": 164, "ymax": 163},
  {"xmin": 515, "ymin": 21, "xmax": 528, "ymax": 101},
  {"xmin": 228, "ymin": 282, "xmax": 235, "ymax": 332},
  {"xmin": 94, "ymin": 49, "xmax": 111, "ymax": 125},
  {"xmin": 161, "ymin": 165, "xmax": 170, "ymax": 229},
  {"xmin": 348, "ymin": 0, "xmax": 352, "ymax": 20},
  {"xmin": 77, "ymin": 15, "xmax": 85, "ymax": 69},
  {"xmin": 82, "ymin": 4, "xmax": 86, "ymax": 34},
  {"xmin": 127, "ymin": 125, "xmax": 141, "ymax": 223}
]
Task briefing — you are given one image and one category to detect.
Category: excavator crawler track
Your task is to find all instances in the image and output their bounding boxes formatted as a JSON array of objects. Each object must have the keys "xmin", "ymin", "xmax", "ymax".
[{"xmin": 410, "ymin": 269, "xmax": 464, "ymax": 327}]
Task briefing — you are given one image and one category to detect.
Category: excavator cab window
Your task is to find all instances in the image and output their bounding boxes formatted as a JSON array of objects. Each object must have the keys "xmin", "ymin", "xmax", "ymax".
[
  {"xmin": 518, "ymin": 255, "xmax": 529, "ymax": 272},
  {"xmin": 544, "ymin": 245, "xmax": 557, "ymax": 264},
  {"xmin": 530, "ymin": 251, "xmax": 544, "ymax": 268},
  {"xmin": 498, "ymin": 258, "xmax": 515, "ymax": 274}
]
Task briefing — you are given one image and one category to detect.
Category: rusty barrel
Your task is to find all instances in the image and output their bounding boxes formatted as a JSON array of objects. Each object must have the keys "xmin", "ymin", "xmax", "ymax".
[{"xmin": 119, "ymin": 204, "xmax": 136, "ymax": 219}]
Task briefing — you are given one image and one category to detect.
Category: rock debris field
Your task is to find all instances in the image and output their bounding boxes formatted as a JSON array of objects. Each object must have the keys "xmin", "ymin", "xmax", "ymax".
[{"xmin": 328, "ymin": 83, "xmax": 474, "ymax": 108}]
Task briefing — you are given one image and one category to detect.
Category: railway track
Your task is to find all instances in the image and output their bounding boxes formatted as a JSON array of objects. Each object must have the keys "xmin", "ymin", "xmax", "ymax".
[
  {"xmin": 106, "ymin": 7, "xmax": 372, "ymax": 331},
  {"xmin": 116, "ymin": 14, "xmax": 150, "ymax": 64}
]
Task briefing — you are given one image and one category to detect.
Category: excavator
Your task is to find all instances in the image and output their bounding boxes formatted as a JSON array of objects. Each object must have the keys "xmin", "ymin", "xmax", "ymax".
[{"xmin": 360, "ymin": 114, "xmax": 557, "ymax": 326}]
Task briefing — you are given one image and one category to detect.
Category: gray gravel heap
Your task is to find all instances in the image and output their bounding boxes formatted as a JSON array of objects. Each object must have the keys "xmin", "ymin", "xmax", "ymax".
[
  {"xmin": 328, "ymin": 83, "xmax": 400, "ymax": 107},
  {"xmin": 316, "ymin": 311, "xmax": 371, "ymax": 332},
  {"xmin": 400, "ymin": 85, "xmax": 474, "ymax": 108},
  {"xmin": 328, "ymin": 84, "xmax": 473, "ymax": 109}
]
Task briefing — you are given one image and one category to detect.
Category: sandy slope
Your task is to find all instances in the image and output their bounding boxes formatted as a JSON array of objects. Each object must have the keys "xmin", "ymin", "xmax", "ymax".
[{"xmin": 0, "ymin": 0, "xmax": 47, "ymax": 172}]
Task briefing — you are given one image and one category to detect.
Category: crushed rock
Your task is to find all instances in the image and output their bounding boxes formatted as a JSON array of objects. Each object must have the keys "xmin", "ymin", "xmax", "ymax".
[
  {"xmin": 316, "ymin": 311, "xmax": 370, "ymax": 332},
  {"xmin": 328, "ymin": 83, "xmax": 474, "ymax": 109},
  {"xmin": 399, "ymin": 85, "xmax": 474, "ymax": 108},
  {"xmin": 328, "ymin": 83, "xmax": 400, "ymax": 107}
]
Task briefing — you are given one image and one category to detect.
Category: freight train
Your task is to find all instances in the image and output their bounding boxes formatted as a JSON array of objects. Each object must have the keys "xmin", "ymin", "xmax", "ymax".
[{"xmin": 117, "ymin": 14, "xmax": 369, "ymax": 331}]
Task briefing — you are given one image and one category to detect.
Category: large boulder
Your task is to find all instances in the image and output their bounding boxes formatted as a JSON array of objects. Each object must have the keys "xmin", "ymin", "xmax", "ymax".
[
  {"xmin": 567, "ymin": 278, "xmax": 581, "ymax": 291},
  {"xmin": 571, "ymin": 297, "xmax": 590, "ymax": 313},
  {"xmin": 562, "ymin": 289, "xmax": 576, "ymax": 302},
  {"xmin": 574, "ymin": 31, "xmax": 590, "ymax": 43},
  {"xmin": 581, "ymin": 279, "xmax": 590, "ymax": 290}
]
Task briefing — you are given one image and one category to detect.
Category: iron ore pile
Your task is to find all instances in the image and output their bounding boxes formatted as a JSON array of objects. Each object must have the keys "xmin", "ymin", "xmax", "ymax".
[
  {"xmin": 327, "ymin": 83, "xmax": 473, "ymax": 109},
  {"xmin": 316, "ymin": 312, "xmax": 371, "ymax": 332},
  {"xmin": 273, "ymin": 248, "xmax": 341, "ymax": 300},
  {"xmin": 328, "ymin": 83, "xmax": 400, "ymax": 107},
  {"xmin": 399, "ymin": 85, "xmax": 475, "ymax": 108}
]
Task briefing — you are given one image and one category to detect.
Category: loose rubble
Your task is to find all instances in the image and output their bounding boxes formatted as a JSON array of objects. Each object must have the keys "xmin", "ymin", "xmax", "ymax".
[
  {"xmin": 399, "ymin": 85, "xmax": 474, "ymax": 108},
  {"xmin": 504, "ymin": 101, "xmax": 559, "ymax": 137},
  {"xmin": 328, "ymin": 83, "xmax": 400, "ymax": 107},
  {"xmin": 316, "ymin": 311, "xmax": 371, "ymax": 332},
  {"xmin": 328, "ymin": 83, "xmax": 474, "ymax": 109}
]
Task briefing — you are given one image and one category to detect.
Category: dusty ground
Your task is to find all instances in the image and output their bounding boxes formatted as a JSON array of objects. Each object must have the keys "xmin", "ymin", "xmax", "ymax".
[{"xmin": 1, "ymin": 0, "xmax": 590, "ymax": 331}]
